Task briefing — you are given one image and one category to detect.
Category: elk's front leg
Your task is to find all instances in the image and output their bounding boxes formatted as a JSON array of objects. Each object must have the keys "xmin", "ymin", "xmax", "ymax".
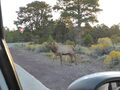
[
  {"xmin": 74, "ymin": 55, "xmax": 77, "ymax": 65},
  {"xmin": 59, "ymin": 54, "xmax": 63, "ymax": 65},
  {"xmin": 53, "ymin": 53, "xmax": 57, "ymax": 62}
]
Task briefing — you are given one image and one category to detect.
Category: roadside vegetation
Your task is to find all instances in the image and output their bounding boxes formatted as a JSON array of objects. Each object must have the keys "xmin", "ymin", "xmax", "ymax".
[{"xmin": 5, "ymin": 0, "xmax": 120, "ymax": 68}]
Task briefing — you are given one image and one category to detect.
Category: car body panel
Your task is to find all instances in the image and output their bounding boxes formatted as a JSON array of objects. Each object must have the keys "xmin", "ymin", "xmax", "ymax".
[
  {"xmin": 68, "ymin": 71, "xmax": 120, "ymax": 90},
  {"xmin": 16, "ymin": 64, "xmax": 50, "ymax": 90}
]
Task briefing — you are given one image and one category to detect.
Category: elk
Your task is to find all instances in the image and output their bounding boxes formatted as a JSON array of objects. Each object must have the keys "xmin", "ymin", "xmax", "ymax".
[{"xmin": 48, "ymin": 42, "xmax": 77, "ymax": 65}]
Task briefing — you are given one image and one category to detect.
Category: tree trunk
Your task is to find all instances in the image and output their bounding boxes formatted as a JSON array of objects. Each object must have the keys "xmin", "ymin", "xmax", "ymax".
[{"xmin": 77, "ymin": 0, "xmax": 81, "ymax": 30}]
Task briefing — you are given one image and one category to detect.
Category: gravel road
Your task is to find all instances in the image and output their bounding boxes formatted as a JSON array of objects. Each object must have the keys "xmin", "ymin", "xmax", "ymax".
[{"xmin": 9, "ymin": 46, "xmax": 118, "ymax": 90}]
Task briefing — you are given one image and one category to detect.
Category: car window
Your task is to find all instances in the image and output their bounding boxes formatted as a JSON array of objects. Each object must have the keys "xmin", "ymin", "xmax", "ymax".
[
  {"xmin": 0, "ymin": 70, "xmax": 8, "ymax": 90},
  {"xmin": 2, "ymin": 0, "xmax": 120, "ymax": 90},
  {"xmin": 0, "ymin": 47, "xmax": 8, "ymax": 90},
  {"xmin": 98, "ymin": 81, "xmax": 120, "ymax": 90}
]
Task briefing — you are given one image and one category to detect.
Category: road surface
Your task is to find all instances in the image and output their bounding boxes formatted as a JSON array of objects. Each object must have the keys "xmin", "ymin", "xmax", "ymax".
[{"xmin": 9, "ymin": 45, "xmax": 106, "ymax": 90}]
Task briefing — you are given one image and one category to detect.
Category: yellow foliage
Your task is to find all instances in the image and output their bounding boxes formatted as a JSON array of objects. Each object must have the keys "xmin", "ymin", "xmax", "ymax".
[
  {"xmin": 91, "ymin": 44, "xmax": 104, "ymax": 49},
  {"xmin": 104, "ymin": 55, "xmax": 112, "ymax": 64},
  {"xmin": 109, "ymin": 50, "xmax": 120, "ymax": 57},
  {"xmin": 91, "ymin": 37, "xmax": 112, "ymax": 49},
  {"xmin": 25, "ymin": 43, "xmax": 42, "ymax": 50},
  {"xmin": 98, "ymin": 37, "xmax": 112, "ymax": 47},
  {"xmin": 104, "ymin": 50, "xmax": 120, "ymax": 64}
]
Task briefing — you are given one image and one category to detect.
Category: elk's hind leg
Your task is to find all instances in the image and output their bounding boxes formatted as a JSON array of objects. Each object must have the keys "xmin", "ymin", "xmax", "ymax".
[
  {"xmin": 70, "ymin": 54, "xmax": 74, "ymax": 63},
  {"xmin": 70, "ymin": 54, "xmax": 77, "ymax": 65}
]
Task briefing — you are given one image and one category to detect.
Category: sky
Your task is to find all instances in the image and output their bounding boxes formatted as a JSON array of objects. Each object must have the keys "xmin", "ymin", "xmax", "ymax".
[{"xmin": 1, "ymin": 0, "xmax": 120, "ymax": 29}]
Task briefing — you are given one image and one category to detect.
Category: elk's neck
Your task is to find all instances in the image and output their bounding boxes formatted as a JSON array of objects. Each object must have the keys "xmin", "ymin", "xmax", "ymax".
[{"xmin": 51, "ymin": 46, "xmax": 57, "ymax": 53}]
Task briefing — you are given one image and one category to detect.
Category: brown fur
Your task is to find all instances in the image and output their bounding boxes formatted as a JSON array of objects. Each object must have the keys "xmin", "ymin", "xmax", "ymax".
[{"xmin": 48, "ymin": 42, "xmax": 77, "ymax": 65}]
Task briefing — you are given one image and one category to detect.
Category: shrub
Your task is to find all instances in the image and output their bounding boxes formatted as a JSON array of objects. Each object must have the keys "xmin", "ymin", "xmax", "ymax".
[
  {"xmin": 75, "ymin": 45, "xmax": 91, "ymax": 55},
  {"xmin": 98, "ymin": 37, "xmax": 112, "ymax": 46},
  {"xmin": 34, "ymin": 46, "xmax": 50, "ymax": 53},
  {"xmin": 25, "ymin": 42, "xmax": 50, "ymax": 53},
  {"xmin": 113, "ymin": 44, "xmax": 120, "ymax": 51},
  {"xmin": 65, "ymin": 40, "xmax": 75, "ymax": 46},
  {"xmin": 25, "ymin": 44, "xmax": 36, "ymax": 51},
  {"xmin": 104, "ymin": 50, "xmax": 120, "ymax": 67},
  {"xmin": 46, "ymin": 35, "xmax": 55, "ymax": 44},
  {"xmin": 34, "ymin": 42, "xmax": 50, "ymax": 53},
  {"xmin": 91, "ymin": 37, "xmax": 113, "ymax": 56},
  {"xmin": 32, "ymin": 35, "xmax": 40, "ymax": 44},
  {"xmin": 111, "ymin": 35, "xmax": 120, "ymax": 44},
  {"xmin": 83, "ymin": 34, "xmax": 93, "ymax": 46},
  {"xmin": 41, "ymin": 42, "xmax": 48, "ymax": 47}
]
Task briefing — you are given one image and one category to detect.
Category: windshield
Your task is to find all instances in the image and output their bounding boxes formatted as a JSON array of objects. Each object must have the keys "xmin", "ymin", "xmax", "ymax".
[{"xmin": 1, "ymin": 0, "xmax": 120, "ymax": 90}]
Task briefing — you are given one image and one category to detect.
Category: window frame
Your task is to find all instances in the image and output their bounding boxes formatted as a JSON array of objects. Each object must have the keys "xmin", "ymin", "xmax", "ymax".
[{"xmin": 0, "ymin": 2, "xmax": 22, "ymax": 90}]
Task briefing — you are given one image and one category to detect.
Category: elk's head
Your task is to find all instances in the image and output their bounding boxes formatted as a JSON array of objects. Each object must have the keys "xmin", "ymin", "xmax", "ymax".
[{"xmin": 47, "ymin": 42, "xmax": 58, "ymax": 53}]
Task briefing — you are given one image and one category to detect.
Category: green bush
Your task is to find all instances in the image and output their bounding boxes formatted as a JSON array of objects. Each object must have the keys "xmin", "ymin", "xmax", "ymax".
[
  {"xmin": 111, "ymin": 35, "xmax": 120, "ymax": 44},
  {"xmin": 75, "ymin": 45, "xmax": 91, "ymax": 55},
  {"xmin": 46, "ymin": 35, "xmax": 55, "ymax": 44},
  {"xmin": 25, "ymin": 42, "xmax": 50, "ymax": 53},
  {"xmin": 32, "ymin": 35, "xmax": 40, "ymax": 44},
  {"xmin": 65, "ymin": 40, "xmax": 75, "ymax": 46},
  {"xmin": 25, "ymin": 44, "xmax": 36, "ymax": 51},
  {"xmin": 113, "ymin": 44, "xmax": 120, "ymax": 51},
  {"xmin": 83, "ymin": 34, "xmax": 93, "ymax": 46}
]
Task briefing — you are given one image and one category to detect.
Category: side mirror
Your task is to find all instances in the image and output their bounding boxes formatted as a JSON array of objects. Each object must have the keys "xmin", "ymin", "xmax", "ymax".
[{"xmin": 67, "ymin": 72, "xmax": 120, "ymax": 90}]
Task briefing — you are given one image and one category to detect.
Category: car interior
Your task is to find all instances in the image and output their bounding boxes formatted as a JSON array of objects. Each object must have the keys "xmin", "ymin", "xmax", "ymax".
[
  {"xmin": 0, "ymin": 2, "xmax": 120, "ymax": 90},
  {"xmin": 98, "ymin": 81, "xmax": 120, "ymax": 90}
]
